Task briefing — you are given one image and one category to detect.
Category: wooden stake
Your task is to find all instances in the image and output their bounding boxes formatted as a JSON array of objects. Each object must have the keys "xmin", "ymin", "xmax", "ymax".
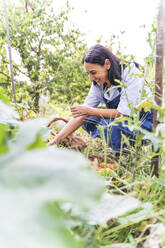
[
  {"xmin": 153, "ymin": 0, "xmax": 164, "ymax": 128},
  {"xmin": 151, "ymin": 0, "xmax": 165, "ymax": 176}
]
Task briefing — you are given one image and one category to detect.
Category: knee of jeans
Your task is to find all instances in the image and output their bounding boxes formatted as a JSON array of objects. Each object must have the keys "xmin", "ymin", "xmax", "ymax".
[
  {"xmin": 82, "ymin": 116, "xmax": 100, "ymax": 131},
  {"xmin": 82, "ymin": 118, "xmax": 94, "ymax": 132},
  {"xmin": 109, "ymin": 122, "xmax": 122, "ymax": 133},
  {"xmin": 141, "ymin": 120, "xmax": 153, "ymax": 132}
]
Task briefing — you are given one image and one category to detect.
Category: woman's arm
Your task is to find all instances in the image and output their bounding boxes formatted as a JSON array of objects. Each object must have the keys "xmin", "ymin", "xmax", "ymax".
[
  {"xmin": 49, "ymin": 115, "xmax": 87, "ymax": 145},
  {"xmin": 49, "ymin": 105, "xmax": 121, "ymax": 145},
  {"xmin": 71, "ymin": 105, "xmax": 121, "ymax": 118}
]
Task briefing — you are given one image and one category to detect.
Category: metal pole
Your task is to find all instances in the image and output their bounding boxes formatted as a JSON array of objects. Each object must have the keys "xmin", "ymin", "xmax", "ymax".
[{"xmin": 3, "ymin": 0, "xmax": 16, "ymax": 103}]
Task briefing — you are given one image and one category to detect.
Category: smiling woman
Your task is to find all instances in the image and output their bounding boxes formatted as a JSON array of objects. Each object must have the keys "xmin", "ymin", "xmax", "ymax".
[
  {"xmin": 84, "ymin": 61, "xmax": 111, "ymax": 86},
  {"xmin": 49, "ymin": 44, "xmax": 154, "ymax": 154}
]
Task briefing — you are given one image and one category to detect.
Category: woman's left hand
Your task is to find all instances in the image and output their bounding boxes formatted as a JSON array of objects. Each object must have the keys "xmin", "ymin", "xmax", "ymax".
[{"xmin": 70, "ymin": 105, "xmax": 90, "ymax": 118}]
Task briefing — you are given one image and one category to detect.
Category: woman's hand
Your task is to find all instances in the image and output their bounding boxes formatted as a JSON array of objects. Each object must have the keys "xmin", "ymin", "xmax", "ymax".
[
  {"xmin": 48, "ymin": 115, "xmax": 86, "ymax": 146},
  {"xmin": 70, "ymin": 105, "xmax": 90, "ymax": 118},
  {"xmin": 48, "ymin": 134, "xmax": 61, "ymax": 146}
]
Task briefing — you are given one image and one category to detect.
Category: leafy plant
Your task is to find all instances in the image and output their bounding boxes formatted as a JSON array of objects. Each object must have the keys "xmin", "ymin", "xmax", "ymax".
[
  {"xmin": 0, "ymin": 0, "xmax": 89, "ymax": 111},
  {"xmin": 0, "ymin": 91, "xmax": 158, "ymax": 248}
]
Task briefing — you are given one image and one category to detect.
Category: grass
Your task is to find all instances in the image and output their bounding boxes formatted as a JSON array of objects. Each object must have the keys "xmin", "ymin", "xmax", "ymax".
[
  {"xmin": 45, "ymin": 107, "xmax": 165, "ymax": 246},
  {"xmin": 19, "ymin": 95, "xmax": 165, "ymax": 247}
]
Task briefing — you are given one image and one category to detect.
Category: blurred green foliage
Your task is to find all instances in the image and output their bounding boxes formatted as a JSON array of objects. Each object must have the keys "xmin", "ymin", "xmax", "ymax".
[
  {"xmin": 0, "ymin": 0, "xmax": 90, "ymax": 111},
  {"xmin": 1, "ymin": 89, "xmax": 157, "ymax": 248}
]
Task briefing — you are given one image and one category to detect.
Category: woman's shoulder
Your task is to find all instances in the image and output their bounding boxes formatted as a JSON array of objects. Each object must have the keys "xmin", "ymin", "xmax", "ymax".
[
  {"xmin": 87, "ymin": 82, "xmax": 104, "ymax": 97},
  {"xmin": 91, "ymin": 82, "xmax": 104, "ymax": 91},
  {"xmin": 122, "ymin": 62, "xmax": 142, "ymax": 81}
]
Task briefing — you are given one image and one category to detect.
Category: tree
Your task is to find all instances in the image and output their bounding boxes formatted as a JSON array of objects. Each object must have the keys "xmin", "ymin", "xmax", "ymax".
[{"xmin": 0, "ymin": 0, "xmax": 89, "ymax": 111}]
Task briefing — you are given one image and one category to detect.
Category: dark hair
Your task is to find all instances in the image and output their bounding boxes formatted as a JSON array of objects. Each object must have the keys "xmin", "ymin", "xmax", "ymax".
[{"xmin": 82, "ymin": 44, "xmax": 121, "ymax": 85}]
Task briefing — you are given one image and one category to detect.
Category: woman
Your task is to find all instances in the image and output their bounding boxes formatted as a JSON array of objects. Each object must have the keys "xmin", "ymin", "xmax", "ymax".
[{"xmin": 49, "ymin": 44, "xmax": 153, "ymax": 153}]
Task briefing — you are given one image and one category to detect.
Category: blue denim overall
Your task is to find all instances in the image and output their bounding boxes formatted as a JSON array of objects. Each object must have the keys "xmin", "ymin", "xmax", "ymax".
[{"xmin": 82, "ymin": 88, "xmax": 154, "ymax": 153}]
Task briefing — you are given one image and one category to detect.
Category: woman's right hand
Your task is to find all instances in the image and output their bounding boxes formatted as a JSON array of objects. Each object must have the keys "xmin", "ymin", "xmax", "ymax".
[
  {"xmin": 48, "ymin": 134, "xmax": 61, "ymax": 146},
  {"xmin": 48, "ymin": 115, "xmax": 86, "ymax": 146}
]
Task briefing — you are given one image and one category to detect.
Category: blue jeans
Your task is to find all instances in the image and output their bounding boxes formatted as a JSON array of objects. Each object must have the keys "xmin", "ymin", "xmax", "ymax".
[{"xmin": 82, "ymin": 116, "xmax": 152, "ymax": 153}]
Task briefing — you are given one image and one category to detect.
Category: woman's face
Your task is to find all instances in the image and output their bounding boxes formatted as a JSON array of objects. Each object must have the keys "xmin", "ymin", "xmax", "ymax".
[{"xmin": 84, "ymin": 59, "xmax": 110, "ymax": 86}]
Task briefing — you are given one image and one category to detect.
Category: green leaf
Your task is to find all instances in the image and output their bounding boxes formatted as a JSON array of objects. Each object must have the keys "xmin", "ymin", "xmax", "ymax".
[
  {"xmin": 0, "ymin": 124, "xmax": 9, "ymax": 155},
  {"xmin": 0, "ymin": 147, "xmax": 104, "ymax": 209},
  {"xmin": 118, "ymin": 203, "xmax": 154, "ymax": 225},
  {"xmin": 0, "ymin": 117, "xmax": 105, "ymax": 248},
  {"xmin": 62, "ymin": 193, "xmax": 141, "ymax": 227},
  {"xmin": 0, "ymin": 88, "xmax": 10, "ymax": 104},
  {"xmin": 0, "ymin": 188, "xmax": 84, "ymax": 248},
  {"xmin": 136, "ymin": 98, "xmax": 165, "ymax": 113},
  {"xmin": 0, "ymin": 100, "xmax": 19, "ymax": 126},
  {"xmin": 27, "ymin": 132, "xmax": 47, "ymax": 150},
  {"xmin": 13, "ymin": 118, "xmax": 48, "ymax": 150},
  {"xmin": 86, "ymin": 193, "xmax": 140, "ymax": 226}
]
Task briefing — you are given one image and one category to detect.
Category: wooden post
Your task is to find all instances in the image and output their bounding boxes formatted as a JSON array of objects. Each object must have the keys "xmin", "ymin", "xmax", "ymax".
[
  {"xmin": 3, "ymin": 0, "xmax": 16, "ymax": 103},
  {"xmin": 151, "ymin": 0, "xmax": 165, "ymax": 176}
]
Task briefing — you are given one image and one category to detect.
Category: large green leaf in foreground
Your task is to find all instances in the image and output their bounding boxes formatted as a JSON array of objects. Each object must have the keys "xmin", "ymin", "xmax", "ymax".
[
  {"xmin": 0, "ymin": 115, "xmax": 104, "ymax": 248},
  {"xmin": 0, "ymin": 148, "xmax": 104, "ymax": 248}
]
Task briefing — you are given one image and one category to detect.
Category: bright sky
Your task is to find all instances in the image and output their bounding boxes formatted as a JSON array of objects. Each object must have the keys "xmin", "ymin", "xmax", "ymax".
[{"xmin": 54, "ymin": 0, "xmax": 159, "ymax": 64}]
